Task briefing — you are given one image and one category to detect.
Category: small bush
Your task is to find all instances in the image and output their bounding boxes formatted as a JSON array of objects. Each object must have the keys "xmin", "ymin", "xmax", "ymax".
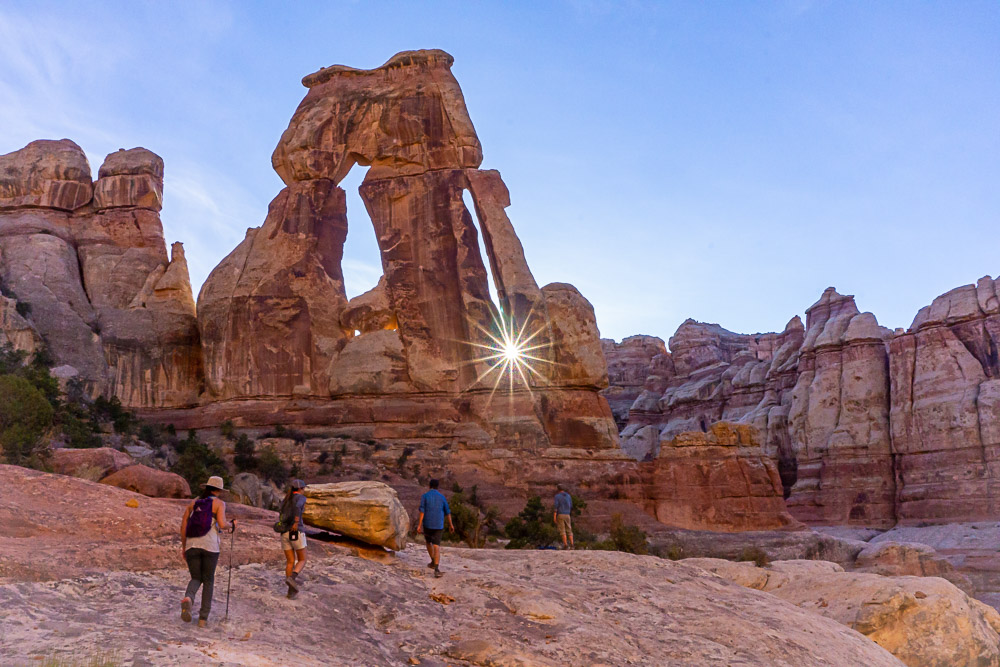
[
  {"xmin": 663, "ymin": 544, "xmax": 684, "ymax": 561},
  {"xmin": 0, "ymin": 374, "xmax": 54, "ymax": 468},
  {"xmin": 257, "ymin": 446, "xmax": 289, "ymax": 487},
  {"xmin": 504, "ymin": 496, "xmax": 559, "ymax": 549},
  {"xmin": 396, "ymin": 447, "xmax": 413, "ymax": 469},
  {"xmin": 606, "ymin": 514, "xmax": 648, "ymax": 555},
  {"xmin": 92, "ymin": 396, "xmax": 137, "ymax": 435},
  {"xmin": 233, "ymin": 434, "xmax": 257, "ymax": 472},
  {"xmin": 59, "ymin": 409, "xmax": 101, "ymax": 449},
  {"xmin": 449, "ymin": 484, "xmax": 500, "ymax": 548},
  {"xmin": 737, "ymin": 547, "xmax": 770, "ymax": 568},
  {"xmin": 220, "ymin": 419, "xmax": 236, "ymax": 440},
  {"xmin": 171, "ymin": 433, "xmax": 228, "ymax": 491}
]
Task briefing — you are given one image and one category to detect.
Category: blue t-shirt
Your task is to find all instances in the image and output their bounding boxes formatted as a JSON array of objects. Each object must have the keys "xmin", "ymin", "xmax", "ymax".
[
  {"xmin": 554, "ymin": 491, "xmax": 573, "ymax": 516},
  {"xmin": 419, "ymin": 489, "xmax": 451, "ymax": 530}
]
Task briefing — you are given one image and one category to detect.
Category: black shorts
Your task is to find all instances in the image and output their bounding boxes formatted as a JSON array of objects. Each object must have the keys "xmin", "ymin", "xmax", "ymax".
[{"xmin": 424, "ymin": 528, "xmax": 443, "ymax": 545}]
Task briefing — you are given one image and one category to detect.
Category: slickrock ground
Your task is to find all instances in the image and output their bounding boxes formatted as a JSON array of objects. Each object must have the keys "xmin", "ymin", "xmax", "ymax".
[
  {"xmin": 2, "ymin": 548, "xmax": 907, "ymax": 667},
  {"xmin": 691, "ymin": 557, "xmax": 1000, "ymax": 667},
  {"xmin": 0, "ymin": 466, "xmax": 904, "ymax": 666}
]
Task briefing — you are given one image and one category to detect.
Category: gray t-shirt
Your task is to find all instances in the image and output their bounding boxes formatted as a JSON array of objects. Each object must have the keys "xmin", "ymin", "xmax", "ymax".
[{"xmin": 283, "ymin": 493, "xmax": 307, "ymax": 533}]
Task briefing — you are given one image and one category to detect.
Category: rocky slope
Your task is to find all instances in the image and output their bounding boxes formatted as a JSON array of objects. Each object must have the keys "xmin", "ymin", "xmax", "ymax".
[
  {"xmin": 608, "ymin": 278, "xmax": 1000, "ymax": 528},
  {"xmin": 0, "ymin": 466, "xmax": 907, "ymax": 667}
]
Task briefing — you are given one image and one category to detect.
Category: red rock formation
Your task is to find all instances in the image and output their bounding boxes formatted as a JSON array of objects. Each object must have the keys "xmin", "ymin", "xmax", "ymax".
[
  {"xmin": 889, "ymin": 276, "xmax": 1000, "ymax": 524},
  {"xmin": 194, "ymin": 49, "xmax": 617, "ymax": 467},
  {"xmin": 786, "ymin": 289, "xmax": 895, "ymax": 527},
  {"xmin": 613, "ymin": 278, "xmax": 1000, "ymax": 528},
  {"xmin": 618, "ymin": 423, "xmax": 802, "ymax": 532},
  {"xmin": 601, "ymin": 335, "xmax": 667, "ymax": 428},
  {"xmin": 0, "ymin": 141, "xmax": 202, "ymax": 406},
  {"xmin": 198, "ymin": 179, "xmax": 348, "ymax": 399},
  {"xmin": 618, "ymin": 288, "xmax": 896, "ymax": 528}
]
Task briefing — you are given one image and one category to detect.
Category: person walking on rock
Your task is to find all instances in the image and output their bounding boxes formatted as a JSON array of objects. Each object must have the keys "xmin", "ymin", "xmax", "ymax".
[
  {"xmin": 280, "ymin": 479, "xmax": 308, "ymax": 599},
  {"xmin": 554, "ymin": 484, "xmax": 574, "ymax": 550},
  {"xmin": 417, "ymin": 478, "xmax": 454, "ymax": 578},
  {"xmin": 180, "ymin": 475, "xmax": 235, "ymax": 627}
]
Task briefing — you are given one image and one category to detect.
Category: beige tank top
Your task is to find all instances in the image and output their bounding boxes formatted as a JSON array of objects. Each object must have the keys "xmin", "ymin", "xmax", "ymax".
[{"xmin": 185, "ymin": 500, "xmax": 221, "ymax": 553}]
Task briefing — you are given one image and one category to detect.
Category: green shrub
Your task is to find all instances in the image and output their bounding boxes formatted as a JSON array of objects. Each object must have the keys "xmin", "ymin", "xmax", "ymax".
[
  {"xmin": 171, "ymin": 432, "xmax": 228, "ymax": 491},
  {"xmin": 449, "ymin": 484, "xmax": 500, "ymax": 548},
  {"xmin": 257, "ymin": 446, "xmax": 289, "ymax": 487},
  {"xmin": 92, "ymin": 396, "xmax": 137, "ymax": 434},
  {"xmin": 607, "ymin": 514, "xmax": 648, "ymax": 555},
  {"xmin": 59, "ymin": 408, "xmax": 101, "ymax": 449},
  {"xmin": 504, "ymin": 496, "xmax": 559, "ymax": 549},
  {"xmin": 233, "ymin": 434, "xmax": 257, "ymax": 472},
  {"xmin": 0, "ymin": 374, "xmax": 54, "ymax": 467},
  {"xmin": 396, "ymin": 447, "xmax": 413, "ymax": 469},
  {"xmin": 737, "ymin": 546, "xmax": 770, "ymax": 568},
  {"xmin": 220, "ymin": 419, "xmax": 235, "ymax": 440}
]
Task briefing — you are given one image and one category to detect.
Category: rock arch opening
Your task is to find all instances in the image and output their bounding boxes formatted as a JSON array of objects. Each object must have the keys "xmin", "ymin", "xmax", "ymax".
[{"xmin": 339, "ymin": 165, "xmax": 384, "ymax": 301}]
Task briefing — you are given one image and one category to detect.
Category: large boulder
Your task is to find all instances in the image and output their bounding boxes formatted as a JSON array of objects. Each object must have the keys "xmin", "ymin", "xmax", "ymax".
[
  {"xmin": 99, "ymin": 465, "xmax": 190, "ymax": 499},
  {"xmin": 855, "ymin": 540, "xmax": 975, "ymax": 596},
  {"xmin": 229, "ymin": 472, "xmax": 280, "ymax": 510},
  {"xmin": 50, "ymin": 447, "xmax": 133, "ymax": 480},
  {"xmin": 694, "ymin": 557, "xmax": 1000, "ymax": 666},
  {"xmin": 302, "ymin": 481, "xmax": 409, "ymax": 550}
]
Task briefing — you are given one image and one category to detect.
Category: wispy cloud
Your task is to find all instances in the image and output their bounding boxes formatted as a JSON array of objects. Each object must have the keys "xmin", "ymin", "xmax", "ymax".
[
  {"xmin": 162, "ymin": 162, "xmax": 269, "ymax": 297},
  {"xmin": 0, "ymin": 7, "xmax": 125, "ymax": 155}
]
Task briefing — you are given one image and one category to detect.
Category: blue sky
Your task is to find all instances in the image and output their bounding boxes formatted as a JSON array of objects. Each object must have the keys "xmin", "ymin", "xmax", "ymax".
[{"xmin": 1, "ymin": 1, "xmax": 997, "ymax": 342}]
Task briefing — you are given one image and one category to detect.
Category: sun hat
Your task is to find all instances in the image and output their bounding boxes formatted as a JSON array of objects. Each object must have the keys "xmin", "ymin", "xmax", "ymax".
[{"xmin": 205, "ymin": 475, "xmax": 225, "ymax": 491}]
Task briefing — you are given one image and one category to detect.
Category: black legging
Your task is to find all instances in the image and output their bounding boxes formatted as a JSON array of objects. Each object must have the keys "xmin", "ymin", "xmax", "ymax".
[{"xmin": 184, "ymin": 548, "xmax": 220, "ymax": 620}]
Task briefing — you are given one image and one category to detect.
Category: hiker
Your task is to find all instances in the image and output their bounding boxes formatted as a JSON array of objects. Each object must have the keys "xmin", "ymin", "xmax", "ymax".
[
  {"xmin": 417, "ymin": 478, "xmax": 454, "ymax": 578},
  {"xmin": 180, "ymin": 475, "xmax": 235, "ymax": 627},
  {"xmin": 279, "ymin": 479, "xmax": 308, "ymax": 599},
  {"xmin": 553, "ymin": 484, "xmax": 574, "ymax": 549}
]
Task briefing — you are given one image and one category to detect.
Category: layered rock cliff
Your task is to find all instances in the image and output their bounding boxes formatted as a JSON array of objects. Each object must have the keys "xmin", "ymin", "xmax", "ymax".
[
  {"xmin": 610, "ymin": 279, "xmax": 1000, "ymax": 528},
  {"xmin": 0, "ymin": 141, "xmax": 201, "ymax": 405}
]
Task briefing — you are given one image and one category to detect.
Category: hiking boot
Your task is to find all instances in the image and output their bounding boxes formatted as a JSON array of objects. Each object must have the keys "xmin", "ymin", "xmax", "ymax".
[
  {"xmin": 180, "ymin": 598, "xmax": 192, "ymax": 623},
  {"xmin": 197, "ymin": 619, "xmax": 207, "ymax": 628},
  {"xmin": 434, "ymin": 567, "xmax": 443, "ymax": 578},
  {"xmin": 287, "ymin": 586, "xmax": 299, "ymax": 600},
  {"xmin": 427, "ymin": 562, "xmax": 436, "ymax": 569},
  {"xmin": 285, "ymin": 575, "xmax": 300, "ymax": 592}
]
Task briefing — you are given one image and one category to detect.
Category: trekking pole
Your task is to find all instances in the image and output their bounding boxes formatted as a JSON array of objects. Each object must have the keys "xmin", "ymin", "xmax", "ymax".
[{"xmin": 225, "ymin": 522, "xmax": 236, "ymax": 622}]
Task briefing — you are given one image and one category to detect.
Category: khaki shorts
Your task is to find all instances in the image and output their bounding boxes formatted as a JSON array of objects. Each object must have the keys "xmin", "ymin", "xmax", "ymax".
[
  {"xmin": 281, "ymin": 531, "xmax": 307, "ymax": 551},
  {"xmin": 556, "ymin": 514, "xmax": 572, "ymax": 538}
]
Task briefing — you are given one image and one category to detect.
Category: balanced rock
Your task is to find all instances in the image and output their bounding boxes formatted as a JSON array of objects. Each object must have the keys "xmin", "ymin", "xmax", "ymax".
[
  {"xmin": 302, "ymin": 481, "xmax": 409, "ymax": 550},
  {"xmin": 99, "ymin": 465, "xmax": 191, "ymax": 499}
]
